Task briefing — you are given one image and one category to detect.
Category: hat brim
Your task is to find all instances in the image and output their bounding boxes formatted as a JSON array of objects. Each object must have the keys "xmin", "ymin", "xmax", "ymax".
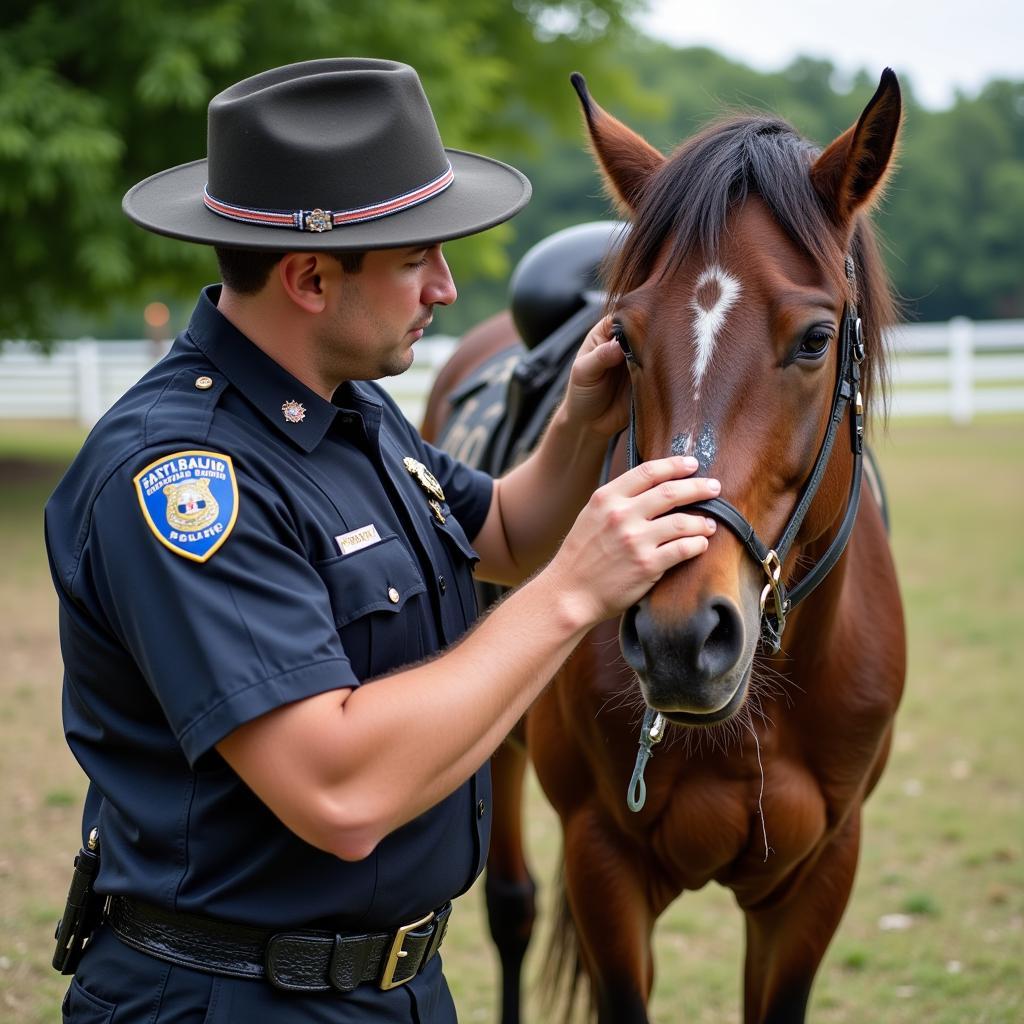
[{"xmin": 122, "ymin": 149, "xmax": 531, "ymax": 251}]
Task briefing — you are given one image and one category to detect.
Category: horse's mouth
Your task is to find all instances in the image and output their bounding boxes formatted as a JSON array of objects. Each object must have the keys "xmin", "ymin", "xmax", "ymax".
[{"xmin": 653, "ymin": 666, "xmax": 751, "ymax": 727}]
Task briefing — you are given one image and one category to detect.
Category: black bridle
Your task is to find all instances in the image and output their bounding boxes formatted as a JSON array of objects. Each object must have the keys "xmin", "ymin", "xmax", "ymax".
[
  {"xmin": 624, "ymin": 257, "xmax": 866, "ymax": 811},
  {"xmin": 625, "ymin": 256, "xmax": 866, "ymax": 655}
]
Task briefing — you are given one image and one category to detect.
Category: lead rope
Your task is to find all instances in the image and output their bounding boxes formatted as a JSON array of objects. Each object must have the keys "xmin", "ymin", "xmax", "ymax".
[{"xmin": 627, "ymin": 706, "xmax": 666, "ymax": 811}]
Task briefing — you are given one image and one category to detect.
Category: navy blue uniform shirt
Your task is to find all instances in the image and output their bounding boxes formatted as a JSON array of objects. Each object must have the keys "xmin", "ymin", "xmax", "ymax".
[{"xmin": 46, "ymin": 287, "xmax": 494, "ymax": 1017}]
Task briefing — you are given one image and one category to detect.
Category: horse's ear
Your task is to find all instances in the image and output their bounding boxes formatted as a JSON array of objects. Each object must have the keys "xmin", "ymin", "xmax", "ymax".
[
  {"xmin": 811, "ymin": 68, "xmax": 902, "ymax": 228},
  {"xmin": 571, "ymin": 72, "xmax": 664, "ymax": 215}
]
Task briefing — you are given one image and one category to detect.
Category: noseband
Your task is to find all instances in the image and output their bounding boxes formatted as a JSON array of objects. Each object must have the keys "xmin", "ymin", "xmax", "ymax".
[{"xmin": 625, "ymin": 257, "xmax": 866, "ymax": 811}]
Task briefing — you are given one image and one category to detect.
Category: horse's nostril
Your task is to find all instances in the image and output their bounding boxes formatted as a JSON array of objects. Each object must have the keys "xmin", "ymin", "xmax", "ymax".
[
  {"xmin": 619, "ymin": 604, "xmax": 645, "ymax": 673},
  {"xmin": 697, "ymin": 599, "xmax": 743, "ymax": 679}
]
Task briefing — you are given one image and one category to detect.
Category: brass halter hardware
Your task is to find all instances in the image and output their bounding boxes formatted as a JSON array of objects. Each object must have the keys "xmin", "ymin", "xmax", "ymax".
[{"xmin": 758, "ymin": 549, "xmax": 788, "ymax": 635}]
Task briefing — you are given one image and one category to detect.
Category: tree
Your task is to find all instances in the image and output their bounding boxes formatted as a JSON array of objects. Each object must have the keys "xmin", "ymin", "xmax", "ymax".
[
  {"xmin": 474, "ymin": 39, "xmax": 1024, "ymax": 330},
  {"xmin": 0, "ymin": 0, "xmax": 645, "ymax": 341}
]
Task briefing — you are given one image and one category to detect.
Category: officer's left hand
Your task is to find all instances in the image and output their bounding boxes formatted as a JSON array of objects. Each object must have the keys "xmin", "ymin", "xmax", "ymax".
[{"xmin": 563, "ymin": 315, "xmax": 631, "ymax": 439}]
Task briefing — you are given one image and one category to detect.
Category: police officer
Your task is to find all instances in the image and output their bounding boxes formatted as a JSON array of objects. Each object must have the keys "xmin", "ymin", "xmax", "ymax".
[{"xmin": 46, "ymin": 58, "xmax": 719, "ymax": 1022}]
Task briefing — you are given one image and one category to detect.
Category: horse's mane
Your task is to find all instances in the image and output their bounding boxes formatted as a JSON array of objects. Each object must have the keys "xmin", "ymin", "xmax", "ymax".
[{"xmin": 605, "ymin": 113, "xmax": 897, "ymax": 415}]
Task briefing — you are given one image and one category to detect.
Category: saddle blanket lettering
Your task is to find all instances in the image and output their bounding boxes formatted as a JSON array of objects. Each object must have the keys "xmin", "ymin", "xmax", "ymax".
[
  {"xmin": 134, "ymin": 450, "xmax": 239, "ymax": 563},
  {"xmin": 335, "ymin": 524, "xmax": 381, "ymax": 555}
]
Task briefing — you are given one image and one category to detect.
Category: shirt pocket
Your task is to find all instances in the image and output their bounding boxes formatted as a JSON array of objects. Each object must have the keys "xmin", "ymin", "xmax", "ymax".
[{"xmin": 314, "ymin": 535, "xmax": 427, "ymax": 680}]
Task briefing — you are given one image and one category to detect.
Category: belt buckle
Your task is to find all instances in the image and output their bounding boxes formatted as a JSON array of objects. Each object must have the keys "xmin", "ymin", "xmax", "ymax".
[{"xmin": 378, "ymin": 911, "xmax": 434, "ymax": 991}]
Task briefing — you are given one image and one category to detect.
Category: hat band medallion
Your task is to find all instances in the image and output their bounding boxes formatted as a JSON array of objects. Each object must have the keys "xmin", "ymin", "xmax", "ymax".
[{"xmin": 304, "ymin": 209, "xmax": 333, "ymax": 233}]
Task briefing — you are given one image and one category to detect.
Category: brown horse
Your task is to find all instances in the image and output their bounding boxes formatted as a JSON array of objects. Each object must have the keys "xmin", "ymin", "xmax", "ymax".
[{"xmin": 423, "ymin": 71, "xmax": 906, "ymax": 1024}]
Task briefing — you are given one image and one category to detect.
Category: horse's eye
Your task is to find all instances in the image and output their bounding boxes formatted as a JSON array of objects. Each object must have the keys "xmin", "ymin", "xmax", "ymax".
[
  {"xmin": 612, "ymin": 322, "xmax": 636, "ymax": 363},
  {"xmin": 798, "ymin": 327, "xmax": 832, "ymax": 360}
]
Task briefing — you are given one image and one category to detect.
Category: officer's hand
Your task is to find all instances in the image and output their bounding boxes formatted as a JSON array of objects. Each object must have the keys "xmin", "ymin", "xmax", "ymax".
[
  {"xmin": 562, "ymin": 315, "xmax": 631, "ymax": 439},
  {"xmin": 546, "ymin": 456, "xmax": 719, "ymax": 627}
]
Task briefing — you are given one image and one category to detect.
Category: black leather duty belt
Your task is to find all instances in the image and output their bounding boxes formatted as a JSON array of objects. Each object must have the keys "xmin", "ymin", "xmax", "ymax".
[{"xmin": 106, "ymin": 895, "xmax": 452, "ymax": 993}]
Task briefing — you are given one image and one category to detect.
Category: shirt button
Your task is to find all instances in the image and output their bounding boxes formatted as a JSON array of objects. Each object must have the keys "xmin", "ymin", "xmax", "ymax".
[
  {"xmin": 195, "ymin": 375, "xmax": 213, "ymax": 390},
  {"xmin": 387, "ymin": 586, "xmax": 400, "ymax": 604},
  {"xmin": 477, "ymin": 799, "xmax": 486, "ymax": 819},
  {"xmin": 438, "ymin": 575, "xmax": 447, "ymax": 594}
]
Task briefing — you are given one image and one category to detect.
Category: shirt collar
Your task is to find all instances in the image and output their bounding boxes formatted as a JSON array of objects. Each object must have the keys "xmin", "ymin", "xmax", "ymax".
[{"xmin": 186, "ymin": 285, "xmax": 341, "ymax": 453}]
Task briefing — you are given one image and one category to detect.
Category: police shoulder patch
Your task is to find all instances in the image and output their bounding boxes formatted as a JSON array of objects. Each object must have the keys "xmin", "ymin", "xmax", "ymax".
[{"xmin": 133, "ymin": 449, "xmax": 239, "ymax": 563}]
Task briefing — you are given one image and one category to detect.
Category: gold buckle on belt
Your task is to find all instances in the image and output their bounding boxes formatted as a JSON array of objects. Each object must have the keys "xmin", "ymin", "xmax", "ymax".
[{"xmin": 379, "ymin": 911, "xmax": 435, "ymax": 990}]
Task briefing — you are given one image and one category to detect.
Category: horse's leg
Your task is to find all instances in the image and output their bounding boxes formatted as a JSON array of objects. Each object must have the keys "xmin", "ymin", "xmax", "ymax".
[
  {"xmin": 563, "ymin": 804, "xmax": 654, "ymax": 1024},
  {"xmin": 742, "ymin": 810, "xmax": 862, "ymax": 1024},
  {"xmin": 484, "ymin": 731, "xmax": 536, "ymax": 1024}
]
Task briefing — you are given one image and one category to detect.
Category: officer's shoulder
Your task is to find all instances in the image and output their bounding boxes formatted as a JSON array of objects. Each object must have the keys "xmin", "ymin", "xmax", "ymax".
[{"xmin": 45, "ymin": 354, "xmax": 229, "ymax": 587}]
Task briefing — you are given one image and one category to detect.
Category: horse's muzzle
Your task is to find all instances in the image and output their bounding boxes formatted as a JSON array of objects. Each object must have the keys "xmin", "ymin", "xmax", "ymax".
[{"xmin": 620, "ymin": 596, "xmax": 749, "ymax": 719}]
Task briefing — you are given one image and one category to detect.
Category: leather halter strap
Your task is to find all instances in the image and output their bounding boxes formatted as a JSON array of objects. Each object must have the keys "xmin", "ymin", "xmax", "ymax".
[{"xmin": 624, "ymin": 257, "xmax": 866, "ymax": 653}]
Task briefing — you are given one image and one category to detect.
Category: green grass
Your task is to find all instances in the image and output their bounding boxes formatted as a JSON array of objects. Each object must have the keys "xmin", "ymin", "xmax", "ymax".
[{"xmin": 0, "ymin": 418, "xmax": 1021, "ymax": 1023}]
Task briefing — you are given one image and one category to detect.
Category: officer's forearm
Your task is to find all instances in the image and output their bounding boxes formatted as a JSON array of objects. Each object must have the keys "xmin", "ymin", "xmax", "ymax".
[
  {"xmin": 480, "ymin": 401, "xmax": 608, "ymax": 583},
  {"xmin": 218, "ymin": 565, "xmax": 593, "ymax": 862}
]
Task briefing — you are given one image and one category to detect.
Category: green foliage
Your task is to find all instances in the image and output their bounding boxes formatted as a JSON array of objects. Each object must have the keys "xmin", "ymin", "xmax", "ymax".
[
  {"xmin": 0, "ymin": 0, "xmax": 645, "ymax": 340},
  {"xmin": 1, "ymin": 6, "xmax": 1021, "ymax": 340},
  {"xmin": 447, "ymin": 39, "xmax": 1024, "ymax": 334}
]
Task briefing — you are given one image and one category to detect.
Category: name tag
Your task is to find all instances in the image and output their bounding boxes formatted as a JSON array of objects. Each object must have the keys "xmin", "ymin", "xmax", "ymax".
[{"xmin": 335, "ymin": 524, "xmax": 382, "ymax": 556}]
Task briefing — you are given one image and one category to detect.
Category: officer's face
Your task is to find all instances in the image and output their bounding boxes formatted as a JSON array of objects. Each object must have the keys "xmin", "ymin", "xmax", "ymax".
[{"xmin": 322, "ymin": 244, "xmax": 457, "ymax": 380}]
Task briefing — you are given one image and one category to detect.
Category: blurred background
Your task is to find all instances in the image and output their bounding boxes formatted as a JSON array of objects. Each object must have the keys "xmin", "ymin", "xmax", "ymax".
[{"xmin": 1, "ymin": 1, "xmax": 1021, "ymax": 1021}]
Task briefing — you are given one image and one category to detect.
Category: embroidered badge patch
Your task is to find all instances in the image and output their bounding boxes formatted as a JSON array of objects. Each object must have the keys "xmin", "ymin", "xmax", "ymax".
[{"xmin": 133, "ymin": 450, "xmax": 239, "ymax": 563}]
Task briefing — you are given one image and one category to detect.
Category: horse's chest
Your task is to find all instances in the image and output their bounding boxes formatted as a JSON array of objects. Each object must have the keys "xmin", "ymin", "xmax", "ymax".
[{"xmin": 648, "ymin": 757, "xmax": 829, "ymax": 893}]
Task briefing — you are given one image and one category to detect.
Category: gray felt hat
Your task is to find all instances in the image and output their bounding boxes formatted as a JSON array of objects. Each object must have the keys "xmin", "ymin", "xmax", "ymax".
[{"xmin": 123, "ymin": 58, "xmax": 531, "ymax": 250}]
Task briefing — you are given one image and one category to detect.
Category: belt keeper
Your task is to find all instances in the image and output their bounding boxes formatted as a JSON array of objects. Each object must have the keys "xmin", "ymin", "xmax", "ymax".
[
  {"xmin": 264, "ymin": 932, "xmax": 332, "ymax": 992},
  {"xmin": 423, "ymin": 905, "xmax": 450, "ymax": 964},
  {"xmin": 328, "ymin": 934, "xmax": 374, "ymax": 994}
]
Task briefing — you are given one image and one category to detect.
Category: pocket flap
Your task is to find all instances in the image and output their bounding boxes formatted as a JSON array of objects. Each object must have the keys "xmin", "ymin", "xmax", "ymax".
[
  {"xmin": 431, "ymin": 512, "xmax": 479, "ymax": 565},
  {"xmin": 314, "ymin": 536, "xmax": 426, "ymax": 628}
]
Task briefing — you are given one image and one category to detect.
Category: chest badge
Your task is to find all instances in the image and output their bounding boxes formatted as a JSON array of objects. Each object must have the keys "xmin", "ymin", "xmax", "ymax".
[
  {"xmin": 281, "ymin": 400, "xmax": 306, "ymax": 424},
  {"xmin": 403, "ymin": 456, "xmax": 446, "ymax": 524},
  {"xmin": 133, "ymin": 449, "xmax": 238, "ymax": 563},
  {"xmin": 403, "ymin": 457, "xmax": 445, "ymax": 501}
]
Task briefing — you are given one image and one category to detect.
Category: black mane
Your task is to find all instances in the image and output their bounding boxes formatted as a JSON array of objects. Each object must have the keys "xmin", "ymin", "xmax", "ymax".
[{"xmin": 607, "ymin": 113, "xmax": 896, "ymax": 411}]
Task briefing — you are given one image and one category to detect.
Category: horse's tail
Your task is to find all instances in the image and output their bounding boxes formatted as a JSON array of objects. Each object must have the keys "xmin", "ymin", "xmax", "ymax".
[{"xmin": 539, "ymin": 859, "xmax": 595, "ymax": 1023}]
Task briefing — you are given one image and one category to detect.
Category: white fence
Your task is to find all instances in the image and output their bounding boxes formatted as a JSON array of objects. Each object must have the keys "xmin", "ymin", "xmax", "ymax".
[
  {"xmin": 1, "ymin": 319, "xmax": 1022, "ymax": 427},
  {"xmin": 0, "ymin": 337, "xmax": 458, "ymax": 429},
  {"xmin": 889, "ymin": 318, "xmax": 1024, "ymax": 421}
]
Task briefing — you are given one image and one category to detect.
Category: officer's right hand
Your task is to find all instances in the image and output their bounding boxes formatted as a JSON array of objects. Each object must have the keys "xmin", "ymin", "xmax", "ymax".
[{"xmin": 546, "ymin": 456, "xmax": 720, "ymax": 627}]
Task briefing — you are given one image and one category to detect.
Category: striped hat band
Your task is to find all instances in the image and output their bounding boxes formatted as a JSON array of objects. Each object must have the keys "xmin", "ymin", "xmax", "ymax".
[{"xmin": 202, "ymin": 163, "xmax": 455, "ymax": 233}]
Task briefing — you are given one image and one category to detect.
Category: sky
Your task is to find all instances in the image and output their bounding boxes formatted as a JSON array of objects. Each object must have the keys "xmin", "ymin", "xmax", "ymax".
[{"xmin": 636, "ymin": 0, "xmax": 1022, "ymax": 109}]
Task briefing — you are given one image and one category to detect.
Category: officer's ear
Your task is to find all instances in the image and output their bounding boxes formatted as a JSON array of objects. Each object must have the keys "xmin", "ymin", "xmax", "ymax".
[{"xmin": 277, "ymin": 252, "xmax": 332, "ymax": 314}]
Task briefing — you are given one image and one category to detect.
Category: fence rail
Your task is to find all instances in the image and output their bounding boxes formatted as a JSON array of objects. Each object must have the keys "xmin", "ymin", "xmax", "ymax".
[
  {"xmin": 2, "ymin": 319, "xmax": 1022, "ymax": 427},
  {"xmin": 888, "ymin": 317, "xmax": 1024, "ymax": 421}
]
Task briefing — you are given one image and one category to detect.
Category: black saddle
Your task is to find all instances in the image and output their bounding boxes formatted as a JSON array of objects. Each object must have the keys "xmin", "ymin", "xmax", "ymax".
[{"xmin": 435, "ymin": 221, "xmax": 627, "ymax": 480}]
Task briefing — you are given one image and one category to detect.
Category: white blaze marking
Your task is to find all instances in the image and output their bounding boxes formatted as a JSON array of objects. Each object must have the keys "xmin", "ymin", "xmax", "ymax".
[{"xmin": 690, "ymin": 266, "xmax": 741, "ymax": 398}]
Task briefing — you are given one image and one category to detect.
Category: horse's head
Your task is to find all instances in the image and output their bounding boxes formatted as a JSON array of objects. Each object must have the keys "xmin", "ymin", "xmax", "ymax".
[{"xmin": 574, "ymin": 71, "xmax": 901, "ymax": 725}]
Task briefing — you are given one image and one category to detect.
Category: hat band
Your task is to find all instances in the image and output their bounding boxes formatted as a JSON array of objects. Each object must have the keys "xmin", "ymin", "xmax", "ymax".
[{"xmin": 202, "ymin": 163, "xmax": 454, "ymax": 233}]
